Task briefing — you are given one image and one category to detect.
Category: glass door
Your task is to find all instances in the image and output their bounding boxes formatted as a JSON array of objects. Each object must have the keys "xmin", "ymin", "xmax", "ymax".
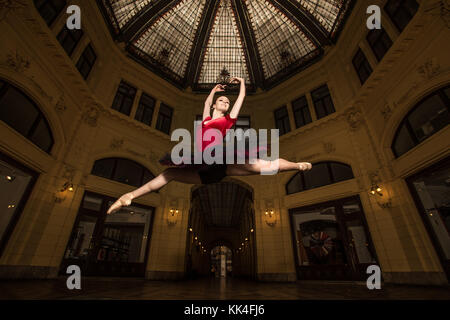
[
  {"xmin": 290, "ymin": 196, "xmax": 377, "ymax": 280},
  {"xmin": 406, "ymin": 156, "xmax": 450, "ymax": 281},
  {"xmin": 61, "ymin": 191, "xmax": 155, "ymax": 277}
]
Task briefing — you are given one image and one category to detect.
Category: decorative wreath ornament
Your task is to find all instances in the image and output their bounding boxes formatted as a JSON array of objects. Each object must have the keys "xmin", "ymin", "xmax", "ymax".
[{"xmin": 310, "ymin": 231, "xmax": 333, "ymax": 257}]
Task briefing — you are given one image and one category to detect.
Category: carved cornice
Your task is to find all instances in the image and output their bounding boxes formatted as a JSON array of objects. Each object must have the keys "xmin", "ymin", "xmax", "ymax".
[
  {"xmin": 424, "ymin": 0, "xmax": 450, "ymax": 28},
  {"xmin": 397, "ymin": 57, "xmax": 449, "ymax": 105},
  {"xmin": 1, "ymin": 50, "xmax": 30, "ymax": 73},
  {"xmin": 55, "ymin": 94, "xmax": 67, "ymax": 113},
  {"xmin": 0, "ymin": 0, "xmax": 25, "ymax": 21}
]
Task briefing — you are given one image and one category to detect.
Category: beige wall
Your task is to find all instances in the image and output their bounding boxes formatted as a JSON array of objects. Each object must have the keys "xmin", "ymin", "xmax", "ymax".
[{"xmin": 0, "ymin": 0, "xmax": 448, "ymax": 284}]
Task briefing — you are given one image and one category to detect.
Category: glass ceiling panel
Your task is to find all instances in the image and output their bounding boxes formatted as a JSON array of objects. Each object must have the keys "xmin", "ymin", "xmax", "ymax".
[
  {"xmin": 198, "ymin": 0, "xmax": 250, "ymax": 85},
  {"xmin": 294, "ymin": 0, "xmax": 347, "ymax": 34},
  {"xmin": 103, "ymin": 0, "xmax": 154, "ymax": 30},
  {"xmin": 133, "ymin": 0, "xmax": 206, "ymax": 78},
  {"xmin": 245, "ymin": 0, "xmax": 317, "ymax": 79}
]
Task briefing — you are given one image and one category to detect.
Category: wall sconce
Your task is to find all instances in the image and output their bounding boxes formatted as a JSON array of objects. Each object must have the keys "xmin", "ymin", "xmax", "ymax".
[
  {"xmin": 264, "ymin": 209, "xmax": 276, "ymax": 227},
  {"xmin": 54, "ymin": 181, "xmax": 74, "ymax": 203},
  {"xmin": 369, "ymin": 183, "xmax": 392, "ymax": 209},
  {"xmin": 167, "ymin": 208, "xmax": 179, "ymax": 226},
  {"xmin": 6, "ymin": 175, "xmax": 16, "ymax": 182}
]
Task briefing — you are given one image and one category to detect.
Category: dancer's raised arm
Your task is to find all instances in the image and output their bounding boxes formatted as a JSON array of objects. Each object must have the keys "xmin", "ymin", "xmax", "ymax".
[
  {"xmin": 229, "ymin": 77, "xmax": 245, "ymax": 119},
  {"xmin": 203, "ymin": 84, "xmax": 225, "ymax": 120}
]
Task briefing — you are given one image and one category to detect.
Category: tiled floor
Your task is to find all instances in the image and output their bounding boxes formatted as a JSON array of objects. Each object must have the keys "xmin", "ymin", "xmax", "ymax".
[{"xmin": 0, "ymin": 277, "xmax": 449, "ymax": 300}]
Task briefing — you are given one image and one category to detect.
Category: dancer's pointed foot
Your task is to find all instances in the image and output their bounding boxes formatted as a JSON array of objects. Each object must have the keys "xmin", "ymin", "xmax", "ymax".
[
  {"xmin": 298, "ymin": 162, "xmax": 312, "ymax": 171},
  {"xmin": 107, "ymin": 193, "xmax": 134, "ymax": 215}
]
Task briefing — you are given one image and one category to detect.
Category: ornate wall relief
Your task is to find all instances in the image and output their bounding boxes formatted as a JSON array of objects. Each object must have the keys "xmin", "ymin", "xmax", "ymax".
[
  {"xmin": 345, "ymin": 106, "xmax": 364, "ymax": 131},
  {"xmin": 82, "ymin": 103, "xmax": 100, "ymax": 127},
  {"xmin": 0, "ymin": 0, "xmax": 26, "ymax": 21},
  {"xmin": 110, "ymin": 138, "xmax": 123, "ymax": 150}
]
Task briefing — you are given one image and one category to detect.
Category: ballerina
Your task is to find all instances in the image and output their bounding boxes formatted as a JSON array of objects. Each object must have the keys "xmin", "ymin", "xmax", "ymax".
[{"xmin": 107, "ymin": 77, "xmax": 312, "ymax": 214}]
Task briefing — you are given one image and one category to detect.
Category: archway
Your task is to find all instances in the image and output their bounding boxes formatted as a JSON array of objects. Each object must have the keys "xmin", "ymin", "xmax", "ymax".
[{"xmin": 186, "ymin": 181, "xmax": 256, "ymax": 279}]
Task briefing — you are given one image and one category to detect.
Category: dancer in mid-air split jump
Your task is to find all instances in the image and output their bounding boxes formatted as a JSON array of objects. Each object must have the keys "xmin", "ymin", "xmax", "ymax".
[{"xmin": 107, "ymin": 77, "xmax": 312, "ymax": 214}]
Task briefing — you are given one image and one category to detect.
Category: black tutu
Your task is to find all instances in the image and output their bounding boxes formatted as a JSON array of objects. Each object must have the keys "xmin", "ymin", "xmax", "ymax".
[{"xmin": 158, "ymin": 144, "xmax": 267, "ymax": 184}]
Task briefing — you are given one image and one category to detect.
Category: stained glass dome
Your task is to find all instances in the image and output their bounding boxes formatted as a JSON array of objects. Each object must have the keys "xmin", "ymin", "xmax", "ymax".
[{"xmin": 98, "ymin": 0, "xmax": 353, "ymax": 92}]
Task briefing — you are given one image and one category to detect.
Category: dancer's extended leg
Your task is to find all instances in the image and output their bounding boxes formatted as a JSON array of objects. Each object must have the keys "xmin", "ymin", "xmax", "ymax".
[
  {"xmin": 107, "ymin": 167, "xmax": 201, "ymax": 214},
  {"xmin": 226, "ymin": 158, "xmax": 311, "ymax": 176}
]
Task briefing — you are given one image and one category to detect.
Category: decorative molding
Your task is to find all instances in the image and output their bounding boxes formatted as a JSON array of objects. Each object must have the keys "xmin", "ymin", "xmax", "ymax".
[
  {"xmin": 54, "ymin": 95, "xmax": 67, "ymax": 113},
  {"xmin": 302, "ymin": 153, "xmax": 321, "ymax": 161},
  {"xmin": 397, "ymin": 57, "xmax": 447, "ymax": 105},
  {"xmin": 368, "ymin": 170, "xmax": 381, "ymax": 184},
  {"xmin": 441, "ymin": 0, "xmax": 450, "ymax": 28},
  {"xmin": 1, "ymin": 50, "xmax": 30, "ymax": 73},
  {"xmin": 417, "ymin": 57, "xmax": 442, "ymax": 80},
  {"xmin": 322, "ymin": 142, "xmax": 335, "ymax": 154},
  {"xmin": 82, "ymin": 102, "xmax": 100, "ymax": 127},
  {"xmin": 61, "ymin": 163, "xmax": 76, "ymax": 182},
  {"xmin": 148, "ymin": 150, "xmax": 160, "ymax": 162},
  {"xmin": 126, "ymin": 148, "xmax": 146, "ymax": 159},
  {"xmin": 0, "ymin": 0, "xmax": 25, "ymax": 21},
  {"xmin": 345, "ymin": 106, "xmax": 364, "ymax": 131},
  {"xmin": 424, "ymin": 0, "xmax": 450, "ymax": 28},
  {"xmin": 110, "ymin": 138, "xmax": 124, "ymax": 150},
  {"xmin": 380, "ymin": 104, "xmax": 392, "ymax": 121}
]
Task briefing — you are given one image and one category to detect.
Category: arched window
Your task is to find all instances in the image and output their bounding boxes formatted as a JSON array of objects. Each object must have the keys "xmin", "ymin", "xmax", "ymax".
[
  {"xmin": 91, "ymin": 158, "xmax": 155, "ymax": 188},
  {"xmin": 286, "ymin": 161, "xmax": 354, "ymax": 195},
  {"xmin": 0, "ymin": 80, "xmax": 54, "ymax": 153},
  {"xmin": 392, "ymin": 85, "xmax": 450, "ymax": 158}
]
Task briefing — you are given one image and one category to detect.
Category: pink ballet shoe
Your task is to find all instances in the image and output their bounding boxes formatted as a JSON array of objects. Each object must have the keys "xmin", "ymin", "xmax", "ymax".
[
  {"xmin": 107, "ymin": 193, "xmax": 133, "ymax": 215},
  {"xmin": 298, "ymin": 162, "xmax": 312, "ymax": 171}
]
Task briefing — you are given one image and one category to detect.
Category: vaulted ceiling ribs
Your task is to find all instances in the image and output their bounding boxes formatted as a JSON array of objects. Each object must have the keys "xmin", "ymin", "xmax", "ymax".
[{"xmin": 99, "ymin": 0, "xmax": 353, "ymax": 92}]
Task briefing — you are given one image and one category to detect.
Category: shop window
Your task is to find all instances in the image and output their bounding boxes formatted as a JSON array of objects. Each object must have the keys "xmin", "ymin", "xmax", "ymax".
[
  {"xmin": 406, "ymin": 157, "xmax": 450, "ymax": 279},
  {"xmin": 62, "ymin": 192, "xmax": 155, "ymax": 277},
  {"xmin": 0, "ymin": 154, "xmax": 38, "ymax": 257}
]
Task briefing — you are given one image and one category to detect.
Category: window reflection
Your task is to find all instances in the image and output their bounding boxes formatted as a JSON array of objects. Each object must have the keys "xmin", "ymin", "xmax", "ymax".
[
  {"xmin": 64, "ymin": 215, "xmax": 97, "ymax": 259},
  {"xmin": 293, "ymin": 206, "xmax": 347, "ymax": 266},
  {"xmin": 0, "ymin": 159, "xmax": 34, "ymax": 249},
  {"xmin": 410, "ymin": 163, "xmax": 450, "ymax": 259},
  {"xmin": 98, "ymin": 203, "xmax": 152, "ymax": 263},
  {"xmin": 392, "ymin": 86, "xmax": 450, "ymax": 158}
]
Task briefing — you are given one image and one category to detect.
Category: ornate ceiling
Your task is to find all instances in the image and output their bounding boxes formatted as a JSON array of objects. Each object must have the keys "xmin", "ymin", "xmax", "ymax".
[{"xmin": 98, "ymin": 0, "xmax": 353, "ymax": 92}]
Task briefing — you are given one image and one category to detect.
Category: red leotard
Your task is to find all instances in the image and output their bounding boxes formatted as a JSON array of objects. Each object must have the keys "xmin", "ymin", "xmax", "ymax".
[{"xmin": 196, "ymin": 114, "xmax": 237, "ymax": 153}]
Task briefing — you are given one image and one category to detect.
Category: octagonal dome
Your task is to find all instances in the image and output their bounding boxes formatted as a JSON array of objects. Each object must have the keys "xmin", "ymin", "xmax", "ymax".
[{"xmin": 98, "ymin": 0, "xmax": 354, "ymax": 92}]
